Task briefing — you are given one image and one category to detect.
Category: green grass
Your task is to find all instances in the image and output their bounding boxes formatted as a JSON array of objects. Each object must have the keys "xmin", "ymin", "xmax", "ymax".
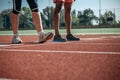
[{"xmin": 0, "ymin": 28, "xmax": 120, "ymax": 35}]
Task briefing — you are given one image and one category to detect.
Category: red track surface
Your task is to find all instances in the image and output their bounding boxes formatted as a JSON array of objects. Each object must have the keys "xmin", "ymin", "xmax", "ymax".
[{"xmin": 0, "ymin": 34, "xmax": 120, "ymax": 80}]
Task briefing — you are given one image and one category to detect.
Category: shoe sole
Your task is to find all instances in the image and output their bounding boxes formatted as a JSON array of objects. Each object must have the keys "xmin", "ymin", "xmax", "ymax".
[
  {"xmin": 12, "ymin": 41, "xmax": 22, "ymax": 44},
  {"xmin": 53, "ymin": 39, "xmax": 66, "ymax": 42},
  {"xmin": 67, "ymin": 39, "xmax": 80, "ymax": 41},
  {"xmin": 39, "ymin": 33, "xmax": 53, "ymax": 43}
]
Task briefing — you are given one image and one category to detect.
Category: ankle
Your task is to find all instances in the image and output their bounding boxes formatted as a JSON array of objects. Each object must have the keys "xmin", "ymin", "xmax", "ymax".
[
  {"xmin": 38, "ymin": 31, "xmax": 45, "ymax": 36},
  {"xmin": 13, "ymin": 33, "xmax": 19, "ymax": 37}
]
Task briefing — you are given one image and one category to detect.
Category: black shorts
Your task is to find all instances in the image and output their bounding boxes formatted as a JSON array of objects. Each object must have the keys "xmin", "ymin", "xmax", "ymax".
[{"xmin": 12, "ymin": 0, "xmax": 39, "ymax": 14}]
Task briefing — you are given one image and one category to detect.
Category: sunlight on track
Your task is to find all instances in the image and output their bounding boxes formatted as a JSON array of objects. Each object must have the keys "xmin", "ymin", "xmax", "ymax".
[{"xmin": 0, "ymin": 35, "xmax": 120, "ymax": 54}]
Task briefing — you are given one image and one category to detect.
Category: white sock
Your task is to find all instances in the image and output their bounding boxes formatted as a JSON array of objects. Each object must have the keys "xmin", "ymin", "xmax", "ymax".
[
  {"xmin": 14, "ymin": 33, "xmax": 19, "ymax": 37},
  {"xmin": 38, "ymin": 31, "xmax": 45, "ymax": 36}
]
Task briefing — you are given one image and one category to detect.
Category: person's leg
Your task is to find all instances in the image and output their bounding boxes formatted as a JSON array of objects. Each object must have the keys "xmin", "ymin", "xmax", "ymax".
[
  {"xmin": 32, "ymin": 12, "xmax": 53, "ymax": 43},
  {"xmin": 32, "ymin": 12, "xmax": 43, "ymax": 33},
  {"xmin": 11, "ymin": 13, "xmax": 19, "ymax": 34},
  {"xmin": 27, "ymin": 0, "xmax": 53, "ymax": 43},
  {"xmin": 54, "ymin": 2, "xmax": 63, "ymax": 35},
  {"xmin": 64, "ymin": 1, "xmax": 80, "ymax": 41},
  {"xmin": 27, "ymin": 0, "xmax": 43, "ymax": 33},
  {"xmin": 11, "ymin": 0, "xmax": 22, "ymax": 34},
  {"xmin": 64, "ymin": 2, "xmax": 72, "ymax": 35},
  {"xmin": 53, "ymin": 1, "xmax": 66, "ymax": 42},
  {"xmin": 11, "ymin": 0, "xmax": 22, "ymax": 44}
]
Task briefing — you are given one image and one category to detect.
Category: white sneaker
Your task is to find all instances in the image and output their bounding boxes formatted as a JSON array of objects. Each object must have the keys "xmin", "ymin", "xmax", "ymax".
[
  {"xmin": 39, "ymin": 32, "xmax": 53, "ymax": 43},
  {"xmin": 12, "ymin": 35, "xmax": 22, "ymax": 44}
]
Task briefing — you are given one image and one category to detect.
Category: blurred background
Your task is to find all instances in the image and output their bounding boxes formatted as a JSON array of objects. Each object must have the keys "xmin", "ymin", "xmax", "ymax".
[{"xmin": 0, "ymin": 0, "xmax": 120, "ymax": 30}]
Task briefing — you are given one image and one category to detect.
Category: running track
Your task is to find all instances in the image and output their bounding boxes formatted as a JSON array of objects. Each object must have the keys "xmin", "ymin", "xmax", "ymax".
[{"xmin": 0, "ymin": 34, "xmax": 120, "ymax": 80}]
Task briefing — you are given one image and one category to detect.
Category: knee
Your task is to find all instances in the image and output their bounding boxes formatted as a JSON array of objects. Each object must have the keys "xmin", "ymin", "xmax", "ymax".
[
  {"xmin": 64, "ymin": 3, "xmax": 72, "ymax": 13},
  {"xmin": 65, "ymin": 7, "xmax": 71, "ymax": 13},
  {"xmin": 31, "ymin": 8, "xmax": 39, "ymax": 12},
  {"xmin": 54, "ymin": 9, "xmax": 61, "ymax": 15},
  {"xmin": 54, "ymin": 5, "xmax": 62, "ymax": 15},
  {"xmin": 12, "ymin": 9, "xmax": 20, "ymax": 14}
]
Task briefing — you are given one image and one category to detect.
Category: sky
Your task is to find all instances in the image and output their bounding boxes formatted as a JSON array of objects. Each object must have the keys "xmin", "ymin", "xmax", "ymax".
[
  {"xmin": 0, "ymin": 0, "xmax": 120, "ymax": 18},
  {"xmin": 0, "ymin": 0, "xmax": 120, "ymax": 12}
]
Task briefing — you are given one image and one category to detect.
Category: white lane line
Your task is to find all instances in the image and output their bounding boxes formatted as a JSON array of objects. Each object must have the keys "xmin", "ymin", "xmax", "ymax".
[
  {"xmin": 110, "ymin": 36, "xmax": 120, "ymax": 38},
  {"xmin": 0, "ymin": 78, "xmax": 19, "ymax": 80},
  {"xmin": 0, "ymin": 42, "xmax": 120, "ymax": 49},
  {"xmin": 81, "ymin": 37, "xmax": 106, "ymax": 40},
  {"xmin": 0, "ymin": 45, "xmax": 11, "ymax": 47},
  {"xmin": 0, "ymin": 49, "xmax": 120, "ymax": 54}
]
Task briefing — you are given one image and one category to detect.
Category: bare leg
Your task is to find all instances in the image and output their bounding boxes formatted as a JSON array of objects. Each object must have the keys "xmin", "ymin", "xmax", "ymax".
[
  {"xmin": 54, "ymin": 2, "xmax": 63, "ymax": 35},
  {"xmin": 64, "ymin": 3, "xmax": 72, "ymax": 35},
  {"xmin": 11, "ymin": 13, "xmax": 19, "ymax": 34},
  {"xmin": 32, "ymin": 12, "xmax": 43, "ymax": 33},
  {"xmin": 64, "ymin": 3, "xmax": 80, "ymax": 41},
  {"xmin": 53, "ymin": 2, "xmax": 66, "ymax": 42},
  {"xmin": 11, "ymin": 13, "xmax": 22, "ymax": 44},
  {"xmin": 32, "ymin": 12, "xmax": 53, "ymax": 43}
]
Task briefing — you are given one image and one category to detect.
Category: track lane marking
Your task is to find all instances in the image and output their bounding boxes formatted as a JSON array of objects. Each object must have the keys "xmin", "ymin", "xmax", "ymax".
[
  {"xmin": 0, "ymin": 49, "xmax": 120, "ymax": 54},
  {"xmin": 0, "ymin": 42, "xmax": 120, "ymax": 49}
]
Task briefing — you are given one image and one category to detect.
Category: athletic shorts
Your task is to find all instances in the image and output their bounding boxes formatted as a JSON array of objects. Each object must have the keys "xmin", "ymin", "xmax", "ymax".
[
  {"xmin": 12, "ymin": 0, "xmax": 39, "ymax": 14},
  {"xmin": 53, "ymin": 0, "xmax": 75, "ymax": 3}
]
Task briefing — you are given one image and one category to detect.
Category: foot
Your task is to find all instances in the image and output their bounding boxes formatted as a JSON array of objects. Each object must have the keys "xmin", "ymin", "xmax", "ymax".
[
  {"xmin": 39, "ymin": 32, "xmax": 53, "ymax": 43},
  {"xmin": 53, "ymin": 34, "xmax": 66, "ymax": 42},
  {"xmin": 66, "ymin": 34, "xmax": 80, "ymax": 41},
  {"xmin": 12, "ymin": 35, "xmax": 22, "ymax": 44}
]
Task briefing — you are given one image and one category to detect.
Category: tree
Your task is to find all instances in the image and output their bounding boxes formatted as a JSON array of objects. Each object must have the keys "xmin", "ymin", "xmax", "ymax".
[
  {"xmin": 43, "ymin": 6, "xmax": 54, "ymax": 28},
  {"xmin": 77, "ymin": 8, "xmax": 98, "ymax": 26},
  {"xmin": 0, "ymin": 13, "xmax": 3, "ymax": 29},
  {"xmin": 3, "ymin": 14, "xmax": 11, "ymax": 29},
  {"xmin": 1, "ymin": 9, "xmax": 12, "ymax": 29},
  {"xmin": 59, "ymin": 9, "xmax": 65, "ymax": 27},
  {"xmin": 43, "ymin": 6, "xmax": 49, "ymax": 27},
  {"xmin": 19, "ymin": 7, "xmax": 34, "ymax": 29},
  {"xmin": 101, "ymin": 10, "xmax": 116, "ymax": 25},
  {"xmin": 71, "ymin": 9, "xmax": 79, "ymax": 27}
]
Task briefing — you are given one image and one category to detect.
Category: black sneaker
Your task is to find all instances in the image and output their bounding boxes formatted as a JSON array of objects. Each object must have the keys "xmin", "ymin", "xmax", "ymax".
[
  {"xmin": 53, "ymin": 35, "xmax": 66, "ymax": 42},
  {"xmin": 66, "ymin": 34, "xmax": 80, "ymax": 41}
]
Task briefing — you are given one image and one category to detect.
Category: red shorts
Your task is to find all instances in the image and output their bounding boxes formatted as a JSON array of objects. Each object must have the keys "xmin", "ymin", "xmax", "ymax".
[{"xmin": 53, "ymin": 0, "xmax": 75, "ymax": 3}]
